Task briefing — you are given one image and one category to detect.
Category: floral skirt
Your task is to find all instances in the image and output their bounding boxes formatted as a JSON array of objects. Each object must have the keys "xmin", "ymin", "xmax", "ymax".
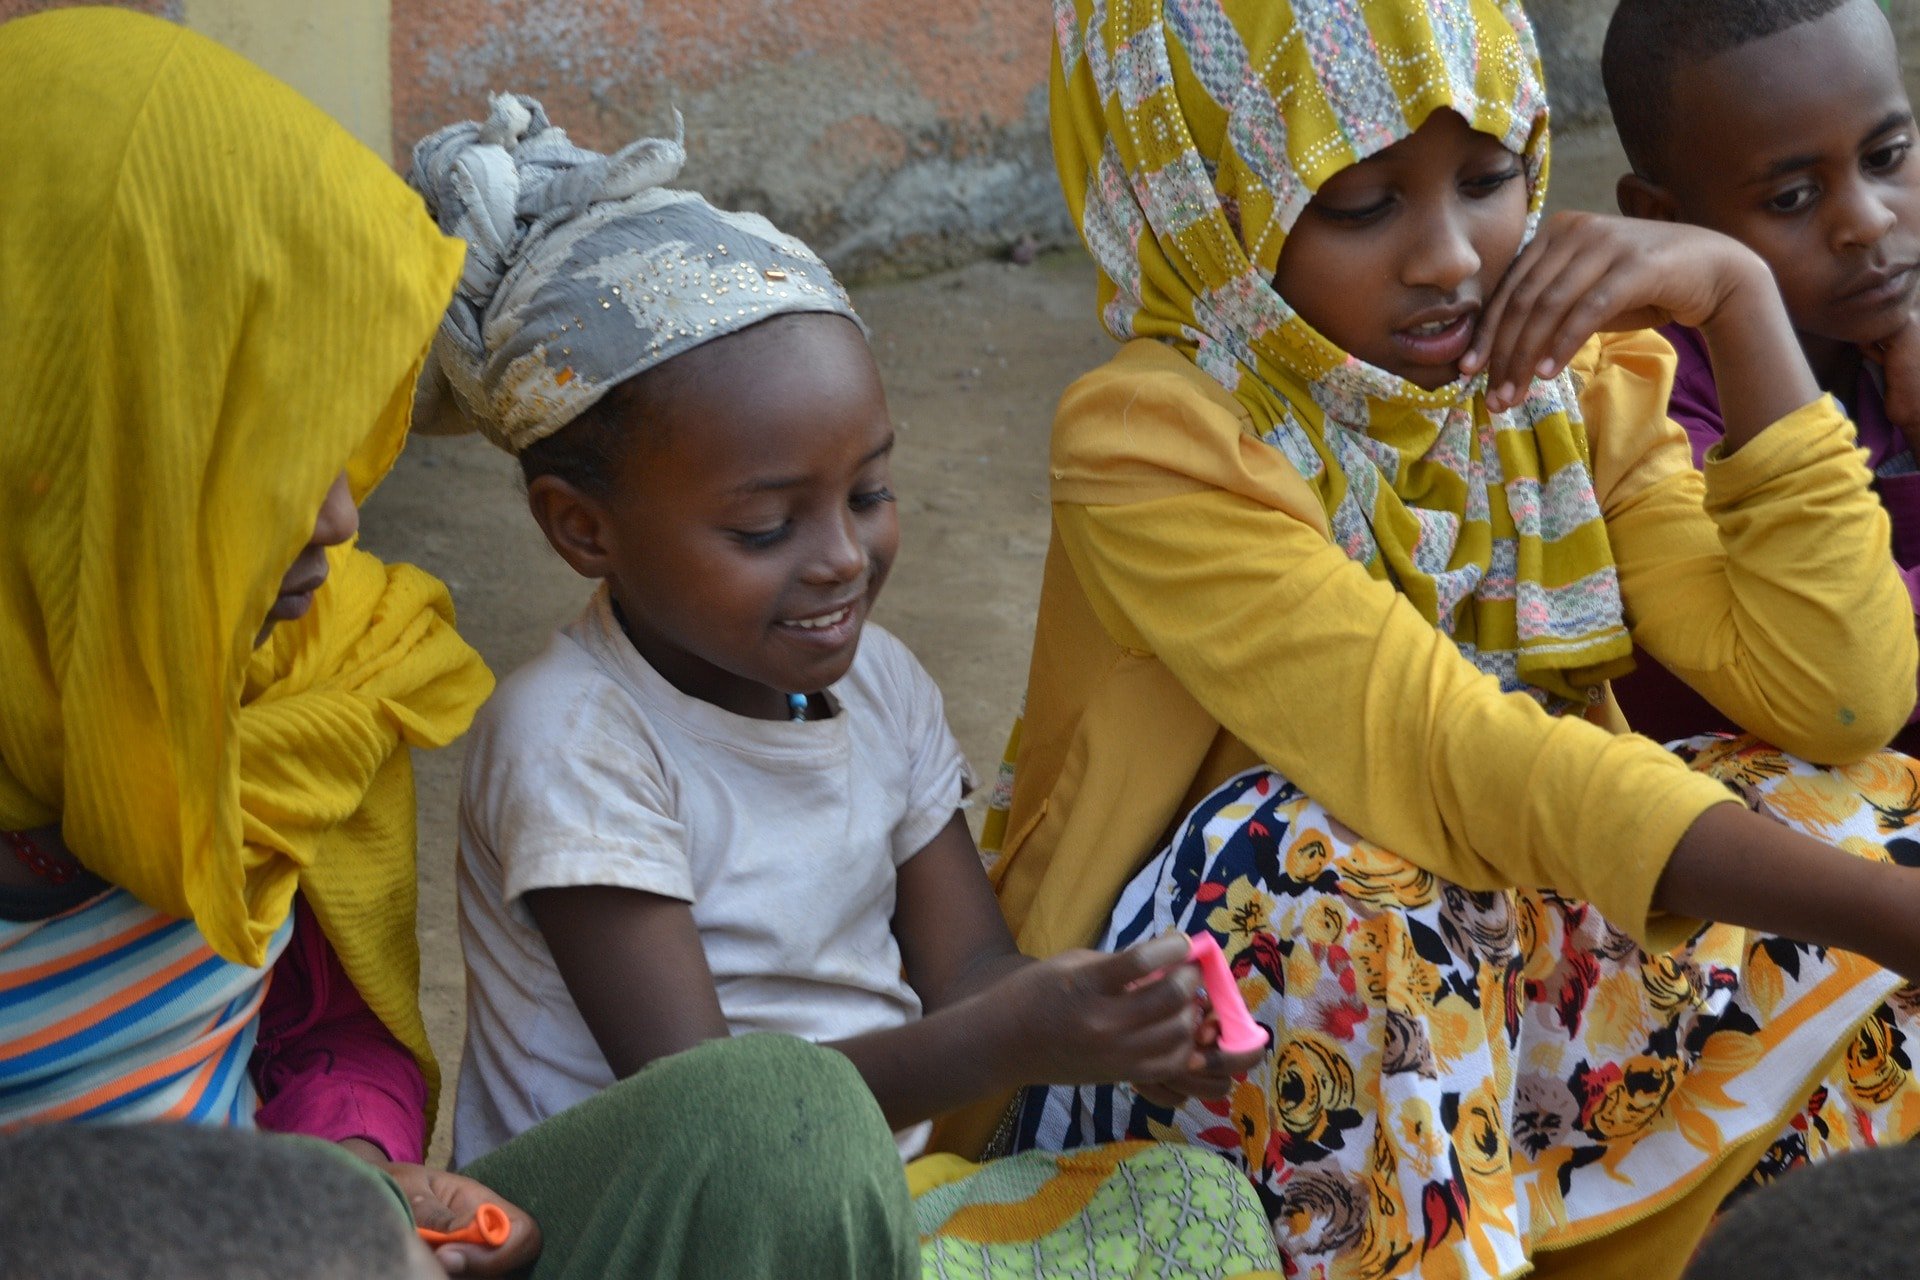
[{"xmin": 1013, "ymin": 739, "xmax": 1920, "ymax": 1280}]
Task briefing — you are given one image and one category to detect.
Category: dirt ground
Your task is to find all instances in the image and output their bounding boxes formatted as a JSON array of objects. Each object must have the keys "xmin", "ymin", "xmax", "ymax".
[{"xmin": 358, "ymin": 125, "xmax": 1630, "ymax": 1163}]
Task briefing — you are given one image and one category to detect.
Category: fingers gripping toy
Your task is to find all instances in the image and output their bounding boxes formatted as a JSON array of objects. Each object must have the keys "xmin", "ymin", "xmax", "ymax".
[
  {"xmin": 417, "ymin": 1202, "xmax": 513, "ymax": 1249},
  {"xmin": 1187, "ymin": 934, "xmax": 1269, "ymax": 1054}
]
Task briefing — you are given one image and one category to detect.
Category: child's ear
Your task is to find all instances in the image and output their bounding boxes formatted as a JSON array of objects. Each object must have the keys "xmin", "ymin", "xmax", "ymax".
[
  {"xmin": 1616, "ymin": 174, "xmax": 1680, "ymax": 223},
  {"xmin": 527, "ymin": 475, "xmax": 618, "ymax": 581}
]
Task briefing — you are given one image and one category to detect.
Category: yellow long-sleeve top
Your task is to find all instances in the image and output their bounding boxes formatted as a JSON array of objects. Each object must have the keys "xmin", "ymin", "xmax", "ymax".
[{"xmin": 990, "ymin": 331, "xmax": 1916, "ymax": 971}]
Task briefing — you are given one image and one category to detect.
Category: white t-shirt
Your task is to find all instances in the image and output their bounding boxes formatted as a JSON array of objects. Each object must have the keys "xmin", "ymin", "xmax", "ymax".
[{"xmin": 452, "ymin": 589, "xmax": 971, "ymax": 1166}]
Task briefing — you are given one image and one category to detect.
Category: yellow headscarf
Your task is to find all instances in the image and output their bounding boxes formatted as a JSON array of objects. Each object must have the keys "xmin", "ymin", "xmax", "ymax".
[
  {"xmin": 1051, "ymin": 0, "xmax": 1632, "ymax": 705},
  {"xmin": 0, "ymin": 10, "xmax": 490, "ymax": 1104}
]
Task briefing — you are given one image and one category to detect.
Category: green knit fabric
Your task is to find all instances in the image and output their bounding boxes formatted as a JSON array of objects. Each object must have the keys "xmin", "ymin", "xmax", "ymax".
[{"xmin": 462, "ymin": 1034, "xmax": 918, "ymax": 1280}]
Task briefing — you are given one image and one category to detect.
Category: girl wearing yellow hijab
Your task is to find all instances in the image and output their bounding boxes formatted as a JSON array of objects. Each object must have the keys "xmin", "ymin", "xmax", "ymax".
[
  {"xmin": 0, "ymin": 4, "xmax": 482, "ymax": 1140},
  {"xmin": 979, "ymin": 0, "xmax": 1920, "ymax": 1275},
  {"xmin": 0, "ymin": 10, "xmax": 922, "ymax": 1279}
]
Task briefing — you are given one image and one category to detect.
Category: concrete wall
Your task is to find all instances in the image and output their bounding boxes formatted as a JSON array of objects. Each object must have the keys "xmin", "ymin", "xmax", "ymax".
[
  {"xmin": 0, "ymin": 0, "xmax": 391, "ymax": 157},
  {"xmin": 187, "ymin": 0, "xmax": 390, "ymax": 155},
  {"xmin": 8, "ymin": 0, "xmax": 1918, "ymax": 276},
  {"xmin": 388, "ymin": 0, "xmax": 1063, "ymax": 278},
  {"xmin": 1529, "ymin": 0, "xmax": 1616, "ymax": 128},
  {"xmin": 0, "ymin": 0, "xmax": 1066, "ymax": 277}
]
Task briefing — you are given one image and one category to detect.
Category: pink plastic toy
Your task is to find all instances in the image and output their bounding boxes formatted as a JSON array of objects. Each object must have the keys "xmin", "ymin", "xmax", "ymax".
[{"xmin": 1187, "ymin": 934, "xmax": 1269, "ymax": 1054}]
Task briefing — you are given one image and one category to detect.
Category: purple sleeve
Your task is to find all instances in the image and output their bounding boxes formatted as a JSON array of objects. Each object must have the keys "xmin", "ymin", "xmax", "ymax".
[
  {"xmin": 1881, "ymin": 471, "xmax": 1920, "ymax": 729},
  {"xmin": 1879, "ymin": 471, "xmax": 1920, "ymax": 580},
  {"xmin": 1654, "ymin": 324, "xmax": 1726, "ymax": 469},
  {"xmin": 250, "ymin": 895, "xmax": 429, "ymax": 1164}
]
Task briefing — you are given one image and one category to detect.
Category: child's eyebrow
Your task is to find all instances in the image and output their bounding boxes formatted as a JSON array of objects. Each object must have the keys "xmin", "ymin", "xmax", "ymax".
[
  {"xmin": 1746, "ymin": 110, "xmax": 1914, "ymax": 186},
  {"xmin": 1858, "ymin": 108, "xmax": 1915, "ymax": 152},
  {"xmin": 1749, "ymin": 152, "xmax": 1822, "ymax": 185},
  {"xmin": 728, "ymin": 433, "xmax": 897, "ymax": 495}
]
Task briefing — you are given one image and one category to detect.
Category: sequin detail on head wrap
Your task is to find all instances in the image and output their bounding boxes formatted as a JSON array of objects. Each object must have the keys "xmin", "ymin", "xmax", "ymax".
[{"xmin": 409, "ymin": 94, "xmax": 863, "ymax": 454}]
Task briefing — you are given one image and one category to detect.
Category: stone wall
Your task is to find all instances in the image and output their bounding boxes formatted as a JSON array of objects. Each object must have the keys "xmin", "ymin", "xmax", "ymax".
[
  {"xmin": 1530, "ymin": 0, "xmax": 1616, "ymax": 127},
  {"xmin": 8, "ymin": 0, "xmax": 1918, "ymax": 276},
  {"xmin": 388, "ymin": 0, "xmax": 1063, "ymax": 279}
]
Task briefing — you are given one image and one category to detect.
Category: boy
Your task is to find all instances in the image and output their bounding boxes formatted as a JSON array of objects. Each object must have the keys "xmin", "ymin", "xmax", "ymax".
[
  {"xmin": 0, "ymin": 1126, "xmax": 442, "ymax": 1280},
  {"xmin": 1684, "ymin": 1144, "xmax": 1920, "ymax": 1279},
  {"xmin": 1601, "ymin": 0, "xmax": 1920, "ymax": 747}
]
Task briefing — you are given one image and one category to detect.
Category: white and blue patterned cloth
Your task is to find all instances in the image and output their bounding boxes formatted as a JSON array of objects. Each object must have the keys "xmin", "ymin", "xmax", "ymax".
[{"xmin": 0, "ymin": 888, "xmax": 291, "ymax": 1128}]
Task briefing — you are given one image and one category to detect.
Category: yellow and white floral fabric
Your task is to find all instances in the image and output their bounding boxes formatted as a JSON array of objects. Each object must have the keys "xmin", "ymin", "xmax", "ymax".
[{"xmin": 1020, "ymin": 739, "xmax": 1920, "ymax": 1278}]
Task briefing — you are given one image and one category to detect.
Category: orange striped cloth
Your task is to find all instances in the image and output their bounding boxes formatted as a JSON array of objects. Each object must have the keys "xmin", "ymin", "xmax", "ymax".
[{"xmin": 0, "ymin": 889, "xmax": 290, "ymax": 1128}]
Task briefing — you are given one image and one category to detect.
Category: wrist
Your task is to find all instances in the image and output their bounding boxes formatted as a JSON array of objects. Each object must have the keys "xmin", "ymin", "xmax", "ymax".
[
  {"xmin": 337, "ymin": 1137, "xmax": 392, "ymax": 1168},
  {"xmin": 1693, "ymin": 251, "xmax": 1822, "ymax": 451},
  {"xmin": 1852, "ymin": 864, "xmax": 1920, "ymax": 975},
  {"xmin": 979, "ymin": 965, "xmax": 1053, "ymax": 1090},
  {"xmin": 991, "ymin": 988, "xmax": 1042, "ymax": 1092},
  {"xmin": 1697, "ymin": 248, "xmax": 1777, "ymax": 334}
]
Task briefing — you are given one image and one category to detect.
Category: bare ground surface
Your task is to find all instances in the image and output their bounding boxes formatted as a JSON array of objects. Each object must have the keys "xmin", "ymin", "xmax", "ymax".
[{"xmin": 356, "ymin": 126, "xmax": 1629, "ymax": 1164}]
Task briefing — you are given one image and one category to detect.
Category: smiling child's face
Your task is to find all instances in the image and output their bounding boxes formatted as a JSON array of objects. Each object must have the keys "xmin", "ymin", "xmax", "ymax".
[
  {"xmin": 551, "ymin": 313, "xmax": 899, "ymax": 720},
  {"xmin": 1649, "ymin": 0, "xmax": 1920, "ymax": 350},
  {"xmin": 1272, "ymin": 108, "xmax": 1532, "ymax": 390}
]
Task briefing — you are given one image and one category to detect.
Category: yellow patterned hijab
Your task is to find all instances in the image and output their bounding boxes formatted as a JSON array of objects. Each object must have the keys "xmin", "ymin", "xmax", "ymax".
[
  {"xmin": 1051, "ymin": 0, "xmax": 1632, "ymax": 704},
  {"xmin": 0, "ymin": 10, "xmax": 488, "ymax": 1093}
]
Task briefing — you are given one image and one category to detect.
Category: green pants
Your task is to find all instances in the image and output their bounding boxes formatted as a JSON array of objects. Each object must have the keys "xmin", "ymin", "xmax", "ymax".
[{"xmin": 461, "ymin": 1034, "xmax": 919, "ymax": 1280}]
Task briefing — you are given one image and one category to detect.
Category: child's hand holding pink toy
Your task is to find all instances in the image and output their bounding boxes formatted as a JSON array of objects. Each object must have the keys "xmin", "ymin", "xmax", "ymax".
[
  {"xmin": 1185, "ymin": 933, "xmax": 1270, "ymax": 1054},
  {"xmin": 1129, "ymin": 933, "xmax": 1269, "ymax": 1112},
  {"xmin": 996, "ymin": 933, "xmax": 1264, "ymax": 1108}
]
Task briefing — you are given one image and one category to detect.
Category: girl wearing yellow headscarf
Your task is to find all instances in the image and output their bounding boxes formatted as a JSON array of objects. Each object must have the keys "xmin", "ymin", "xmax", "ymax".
[
  {"xmin": 0, "ymin": 0, "xmax": 538, "ymax": 1262},
  {"xmin": 0, "ymin": 4, "xmax": 480, "ymax": 1133},
  {"xmin": 973, "ymin": 0, "xmax": 1920, "ymax": 1275},
  {"xmin": 0, "ymin": 11, "xmax": 932, "ymax": 1279}
]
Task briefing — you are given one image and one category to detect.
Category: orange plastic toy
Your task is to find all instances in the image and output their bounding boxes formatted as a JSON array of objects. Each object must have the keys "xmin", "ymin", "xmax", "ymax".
[{"xmin": 417, "ymin": 1202, "xmax": 512, "ymax": 1249}]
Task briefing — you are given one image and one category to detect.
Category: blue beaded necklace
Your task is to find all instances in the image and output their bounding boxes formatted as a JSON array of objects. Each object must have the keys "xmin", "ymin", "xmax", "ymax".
[{"xmin": 787, "ymin": 692, "xmax": 809, "ymax": 722}]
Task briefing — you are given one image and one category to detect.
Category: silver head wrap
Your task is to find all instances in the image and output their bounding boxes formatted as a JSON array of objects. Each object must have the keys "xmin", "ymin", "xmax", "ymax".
[{"xmin": 407, "ymin": 94, "xmax": 862, "ymax": 454}]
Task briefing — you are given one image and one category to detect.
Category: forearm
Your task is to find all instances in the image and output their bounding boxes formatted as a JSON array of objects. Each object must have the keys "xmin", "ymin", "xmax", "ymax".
[
  {"xmin": 338, "ymin": 1137, "xmax": 390, "ymax": 1166},
  {"xmin": 253, "ymin": 1055, "xmax": 428, "ymax": 1162},
  {"xmin": 937, "ymin": 949, "xmax": 1032, "ymax": 1009},
  {"xmin": 1613, "ymin": 415, "xmax": 1915, "ymax": 760},
  {"xmin": 1695, "ymin": 263, "xmax": 1822, "ymax": 453},
  {"xmin": 1656, "ymin": 802, "xmax": 1920, "ymax": 976},
  {"xmin": 833, "ymin": 938, "xmax": 1212, "ymax": 1129},
  {"xmin": 828, "ymin": 991, "xmax": 1027, "ymax": 1130},
  {"xmin": 1056, "ymin": 493, "xmax": 1728, "ymax": 945},
  {"xmin": 251, "ymin": 995, "xmax": 428, "ymax": 1160},
  {"xmin": 252, "ymin": 897, "xmax": 428, "ymax": 1162}
]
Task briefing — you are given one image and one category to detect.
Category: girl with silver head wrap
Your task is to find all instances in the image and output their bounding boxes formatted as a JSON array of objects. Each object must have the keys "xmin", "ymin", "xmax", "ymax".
[{"xmin": 415, "ymin": 96, "xmax": 1286, "ymax": 1280}]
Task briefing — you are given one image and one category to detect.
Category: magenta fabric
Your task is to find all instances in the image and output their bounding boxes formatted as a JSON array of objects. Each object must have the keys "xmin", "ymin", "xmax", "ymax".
[
  {"xmin": 1610, "ymin": 326, "xmax": 1920, "ymax": 749},
  {"xmin": 250, "ymin": 894, "xmax": 428, "ymax": 1163}
]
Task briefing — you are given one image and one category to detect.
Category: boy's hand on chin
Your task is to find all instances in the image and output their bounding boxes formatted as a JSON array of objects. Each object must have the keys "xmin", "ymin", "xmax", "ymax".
[
  {"xmin": 1466, "ymin": 210, "xmax": 1817, "ymax": 445},
  {"xmin": 1868, "ymin": 313, "xmax": 1920, "ymax": 458}
]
